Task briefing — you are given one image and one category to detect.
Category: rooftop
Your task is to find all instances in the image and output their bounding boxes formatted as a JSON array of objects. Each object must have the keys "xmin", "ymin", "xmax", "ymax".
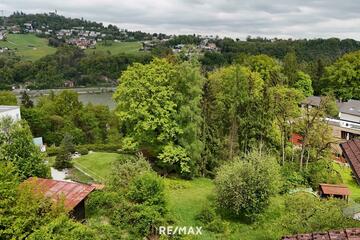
[
  {"xmin": 319, "ymin": 183, "xmax": 351, "ymax": 196},
  {"xmin": 282, "ymin": 228, "xmax": 360, "ymax": 240},
  {"xmin": 301, "ymin": 96, "xmax": 322, "ymax": 107},
  {"xmin": 340, "ymin": 100, "xmax": 360, "ymax": 117},
  {"xmin": 24, "ymin": 177, "xmax": 95, "ymax": 210},
  {"xmin": 0, "ymin": 105, "xmax": 20, "ymax": 113},
  {"xmin": 340, "ymin": 139, "xmax": 360, "ymax": 184}
]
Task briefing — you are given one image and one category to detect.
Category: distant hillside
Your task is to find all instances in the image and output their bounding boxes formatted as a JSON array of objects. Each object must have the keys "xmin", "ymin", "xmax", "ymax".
[{"xmin": 0, "ymin": 34, "xmax": 56, "ymax": 61}]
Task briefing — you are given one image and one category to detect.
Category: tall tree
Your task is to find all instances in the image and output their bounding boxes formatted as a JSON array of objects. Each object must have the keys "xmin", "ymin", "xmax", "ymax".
[
  {"xmin": 283, "ymin": 50, "xmax": 298, "ymax": 85},
  {"xmin": 114, "ymin": 58, "xmax": 204, "ymax": 177},
  {"xmin": 269, "ymin": 86, "xmax": 304, "ymax": 165}
]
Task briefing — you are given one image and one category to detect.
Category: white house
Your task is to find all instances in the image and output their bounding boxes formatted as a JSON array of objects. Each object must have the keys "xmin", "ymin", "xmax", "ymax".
[{"xmin": 0, "ymin": 106, "xmax": 21, "ymax": 122}]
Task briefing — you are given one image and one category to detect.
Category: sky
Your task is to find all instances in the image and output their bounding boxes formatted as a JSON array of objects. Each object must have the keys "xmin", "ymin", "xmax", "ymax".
[{"xmin": 1, "ymin": 0, "xmax": 360, "ymax": 40}]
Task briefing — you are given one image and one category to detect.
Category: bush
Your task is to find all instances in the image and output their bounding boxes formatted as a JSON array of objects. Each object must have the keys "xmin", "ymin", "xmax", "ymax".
[
  {"xmin": 80, "ymin": 143, "xmax": 122, "ymax": 153},
  {"xmin": 76, "ymin": 146, "xmax": 89, "ymax": 155},
  {"xmin": 46, "ymin": 145, "xmax": 60, "ymax": 156},
  {"xmin": 215, "ymin": 151, "xmax": 281, "ymax": 220},
  {"xmin": 53, "ymin": 149, "xmax": 72, "ymax": 170},
  {"xmin": 196, "ymin": 206, "xmax": 216, "ymax": 223},
  {"xmin": 108, "ymin": 154, "xmax": 151, "ymax": 191},
  {"xmin": 127, "ymin": 172, "xmax": 166, "ymax": 213}
]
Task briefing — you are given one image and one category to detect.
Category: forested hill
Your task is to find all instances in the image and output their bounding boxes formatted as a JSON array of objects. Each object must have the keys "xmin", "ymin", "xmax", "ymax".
[
  {"xmin": 216, "ymin": 37, "xmax": 360, "ymax": 63},
  {"xmin": 7, "ymin": 12, "xmax": 103, "ymax": 31}
]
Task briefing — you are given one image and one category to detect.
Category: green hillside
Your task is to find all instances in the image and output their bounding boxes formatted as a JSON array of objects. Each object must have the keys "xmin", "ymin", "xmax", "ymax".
[
  {"xmin": 85, "ymin": 41, "xmax": 143, "ymax": 55},
  {"xmin": 0, "ymin": 34, "xmax": 56, "ymax": 61}
]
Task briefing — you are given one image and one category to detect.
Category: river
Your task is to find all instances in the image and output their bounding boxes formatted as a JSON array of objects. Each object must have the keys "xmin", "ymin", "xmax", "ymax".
[{"xmin": 15, "ymin": 88, "xmax": 117, "ymax": 110}]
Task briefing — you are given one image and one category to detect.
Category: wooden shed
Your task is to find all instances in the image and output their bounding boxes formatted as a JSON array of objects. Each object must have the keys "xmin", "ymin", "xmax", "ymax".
[
  {"xmin": 24, "ymin": 177, "xmax": 96, "ymax": 220},
  {"xmin": 319, "ymin": 183, "xmax": 350, "ymax": 201}
]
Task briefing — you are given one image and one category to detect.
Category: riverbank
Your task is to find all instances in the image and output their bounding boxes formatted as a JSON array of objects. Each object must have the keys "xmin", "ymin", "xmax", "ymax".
[{"xmin": 12, "ymin": 87, "xmax": 117, "ymax": 97}]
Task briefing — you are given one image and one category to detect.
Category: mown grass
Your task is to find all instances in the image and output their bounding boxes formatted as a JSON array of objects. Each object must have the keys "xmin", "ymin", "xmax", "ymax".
[
  {"xmin": 0, "ymin": 34, "xmax": 56, "ymax": 61},
  {"xmin": 85, "ymin": 41, "xmax": 144, "ymax": 55},
  {"xmin": 72, "ymin": 152, "xmax": 133, "ymax": 182}
]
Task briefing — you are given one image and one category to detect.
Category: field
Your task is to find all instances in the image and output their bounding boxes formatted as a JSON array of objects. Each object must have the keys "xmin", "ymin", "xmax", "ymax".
[
  {"xmin": 70, "ymin": 151, "xmax": 289, "ymax": 239},
  {"xmin": 0, "ymin": 34, "xmax": 56, "ymax": 61},
  {"xmin": 85, "ymin": 41, "xmax": 144, "ymax": 55}
]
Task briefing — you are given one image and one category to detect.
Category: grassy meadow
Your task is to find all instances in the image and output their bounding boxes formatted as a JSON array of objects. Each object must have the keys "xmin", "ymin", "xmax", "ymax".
[
  {"xmin": 0, "ymin": 34, "xmax": 56, "ymax": 61},
  {"xmin": 85, "ymin": 41, "xmax": 144, "ymax": 55}
]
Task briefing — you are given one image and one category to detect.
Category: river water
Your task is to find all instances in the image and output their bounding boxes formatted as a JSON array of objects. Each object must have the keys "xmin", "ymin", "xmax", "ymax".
[{"xmin": 30, "ymin": 92, "xmax": 116, "ymax": 109}]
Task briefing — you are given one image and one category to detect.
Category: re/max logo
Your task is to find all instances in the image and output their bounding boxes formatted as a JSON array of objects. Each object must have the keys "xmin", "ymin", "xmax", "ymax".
[{"xmin": 158, "ymin": 226, "xmax": 203, "ymax": 235}]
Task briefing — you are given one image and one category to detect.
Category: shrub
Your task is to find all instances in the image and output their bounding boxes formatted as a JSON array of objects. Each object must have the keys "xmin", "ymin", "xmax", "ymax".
[
  {"xmin": 196, "ymin": 206, "xmax": 216, "ymax": 223},
  {"xmin": 108, "ymin": 154, "xmax": 151, "ymax": 191},
  {"xmin": 46, "ymin": 145, "xmax": 60, "ymax": 156},
  {"xmin": 53, "ymin": 149, "xmax": 72, "ymax": 170},
  {"xmin": 76, "ymin": 146, "xmax": 89, "ymax": 155},
  {"xmin": 127, "ymin": 172, "xmax": 166, "ymax": 213},
  {"xmin": 80, "ymin": 143, "xmax": 122, "ymax": 153},
  {"xmin": 215, "ymin": 151, "xmax": 281, "ymax": 220}
]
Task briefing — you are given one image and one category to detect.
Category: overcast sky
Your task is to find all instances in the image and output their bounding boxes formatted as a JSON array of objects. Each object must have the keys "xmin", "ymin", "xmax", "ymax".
[{"xmin": 1, "ymin": 0, "xmax": 360, "ymax": 40}]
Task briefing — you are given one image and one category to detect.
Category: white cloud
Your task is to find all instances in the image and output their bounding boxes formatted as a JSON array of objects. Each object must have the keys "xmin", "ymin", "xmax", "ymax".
[{"xmin": 2, "ymin": 0, "xmax": 360, "ymax": 39}]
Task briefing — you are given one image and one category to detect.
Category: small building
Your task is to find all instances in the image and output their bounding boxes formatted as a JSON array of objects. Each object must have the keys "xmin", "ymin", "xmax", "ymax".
[
  {"xmin": 282, "ymin": 228, "xmax": 360, "ymax": 240},
  {"xmin": 24, "ymin": 177, "xmax": 96, "ymax": 220},
  {"xmin": 289, "ymin": 133, "xmax": 303, "ymax": 147},
  {"xmin": 0, "ymin": 106, "xmax": 21, "ymax": 122},
  {"xmin": 318, "ymin": 183, "xmax": 350, "ymax": 201},
  {"xmin": 340, "ymin": 139, "xmax": 360, "ymax": 184}
]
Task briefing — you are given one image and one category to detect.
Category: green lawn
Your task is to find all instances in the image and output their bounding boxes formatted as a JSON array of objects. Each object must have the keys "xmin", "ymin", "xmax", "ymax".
[
  {"xmin": 334, "ymin": 163, "xmax": 360, "ymax": 201},
  {"xmin": 72, "ymin": 152, "xmax": 133, "ymax": 182},
  {"xmin": 85, "ymin": 41, "xmax": 144, "ymax": 55},
  {"xmin": 0, "ymin": 34, "xmax": 56, "ymax": 61}
]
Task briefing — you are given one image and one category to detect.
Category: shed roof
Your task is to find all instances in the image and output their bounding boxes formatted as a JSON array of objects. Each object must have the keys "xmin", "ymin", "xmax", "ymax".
[
  {"xmin": 301, "ymin": 96, "xmax": 322, "ymax": 107},
  {"xmin": 24, "ymin": 177, "xmax": 95, "ymax": 210},
  {"xmin": 282, "ymin": 228, "xmax": 360, "ymax": 240},
  {"xmin": 0, "ymin": 105, "xmax": 20, "ymax": 113},
  {"xmin": 340, "ymin": 100, "xmax": 360, "ymax": 117},
  {"xmin": 319, "ymin": 183, "xmax": 350, "ymax": 196},
  {"xmin": 340, "ymin": 139, "xmax": 360, "ymax": 184}
]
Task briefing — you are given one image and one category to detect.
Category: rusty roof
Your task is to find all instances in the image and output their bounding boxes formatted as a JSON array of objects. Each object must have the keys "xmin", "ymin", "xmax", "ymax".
[
  {"xmin": 290, "ymin": 133, "xmax": 303, "ymax": 146},
  {"xmin": 340, "ymin": 139, "xmax": 360, "ymax": 184},
  {"xmin": 282, "ymin": 228, "xmax": 360, "ymax": 240},
  {"xmin": 24, "ymin": 177, "xmax": 95, "ymax": 210},
  {"xmin": 319, "ymin": 183, "xmax": 351, "ymax": 196}
]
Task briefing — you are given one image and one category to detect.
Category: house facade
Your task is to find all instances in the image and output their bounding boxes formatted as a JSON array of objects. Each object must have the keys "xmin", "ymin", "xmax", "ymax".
[{"xmin": 0, "ymin": 106, "xmax": 21, "ymax": 122}]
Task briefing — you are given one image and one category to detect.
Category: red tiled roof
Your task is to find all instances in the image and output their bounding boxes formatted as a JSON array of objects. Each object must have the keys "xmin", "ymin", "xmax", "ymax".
[
  {"xmin": 282, "ymin": 228, "xmax": 360, "ymax": 239},
  {"xmin": 340, "ymin": 139, "xmax": 360, "ymax": 183},
  {"xmin": 290, "ymin": 133, "xmax": 303, "ymax": 146},
  {"xmin": 319, "ymin": 183, "xmax": 351, "ymax": 196},
  {"xmin": 24, "ymin": 177, "xmax": 95, "ymax": 210}
]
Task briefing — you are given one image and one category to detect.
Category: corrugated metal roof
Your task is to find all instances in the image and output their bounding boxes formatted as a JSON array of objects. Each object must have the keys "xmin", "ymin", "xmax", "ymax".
[
  {"xmin": 340, "ymin": 139, "xmax": 360, "ymax": 184},
  {"xmin": 319, "ymin": 183, "xmax": 351, "ymax": 196},
  {"xmin": 24, "ymin": 177, "xmax": 95, "ymax": 210},
  {"xmin": 282, "ymin": 228, "xmax": 360, "ymax": 239}
]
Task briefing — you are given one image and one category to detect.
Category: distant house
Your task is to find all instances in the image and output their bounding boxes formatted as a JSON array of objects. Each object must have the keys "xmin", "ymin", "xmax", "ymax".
[
  {"xmin": 340, "ymin": 139, "xmax": 360, "ymax": 184},
  {"xmin": 23, "ymin": 177, "xmax": 96, "ymax": 220},
  {"xmin": 0, "ymin": 106, "xmax": 21, "ymax": 122},
  {"xmin": 318, "ymin": 183, "xmax": 350, "ymax": 201},
  {"xmin": 282, "ymin": 228, "xmax": 360, "ymax": 240}
]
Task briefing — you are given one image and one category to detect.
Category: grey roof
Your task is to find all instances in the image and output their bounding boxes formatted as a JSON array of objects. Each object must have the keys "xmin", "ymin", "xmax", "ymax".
[
  {"xmin": 0, "ymin": 105, "xmax": 20, "ymax": 113},
  {"xmin": 301, "ymin": 96, "xmax": 322, "ymax": 107},
  {"xmin": 340, "ymin": 100, "xmax": 360, "ymax": 117}
]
